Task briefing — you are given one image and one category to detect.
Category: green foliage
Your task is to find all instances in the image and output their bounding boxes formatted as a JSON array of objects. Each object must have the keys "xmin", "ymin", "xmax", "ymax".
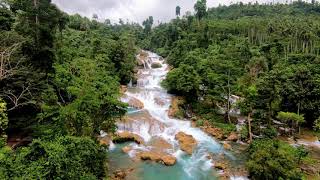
[
  {"xmin": 247, "ymin": 139, "xmax": 304, "ymax": 180},
  {"xmin": 240, "ymin": 126, "xmax": 248, "ymax": 140},
  {"xmin": 0, "ymin": 99, "xmax": 8, "ymax": 137},
  {"xmin": 314, "ymin": 117, "xmax": 320, "ymax": 132},
  {"xmin": 0, "ymin": 136, "xmax": 106, "ymax": 179},
  {"xmin": 261, "ymin": 126, "xmax": 278, "ymax": 139},
  {"xmin": 277, "ymin": 112, "xmax": 305, "ymax": 124},
  {"xmin": 194, "ymin": 0, "xmax": 207, "ymax": 20},
  {"xmin": 163, "ymin": 64, "xmax": 201, "ymax": 98}
]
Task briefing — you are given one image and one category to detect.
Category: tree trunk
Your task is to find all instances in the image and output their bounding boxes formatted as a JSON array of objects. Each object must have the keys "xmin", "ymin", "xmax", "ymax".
[
  {"xmin": 248, "ymin": 112, "xmax": 253, "ymax": 143},
  {"xmin": 227, "ymin": 69, "xmax": 231, "ymax": 124},
  {"xmin": 33, "ymin": 0, "xmax": 39, "ymax": 45}
]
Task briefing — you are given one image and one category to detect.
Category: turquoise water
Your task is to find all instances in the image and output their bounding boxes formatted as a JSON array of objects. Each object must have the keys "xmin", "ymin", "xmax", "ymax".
[{"xmin": 108, "ymin": 142, "xmax": 219, "ymax": 180}]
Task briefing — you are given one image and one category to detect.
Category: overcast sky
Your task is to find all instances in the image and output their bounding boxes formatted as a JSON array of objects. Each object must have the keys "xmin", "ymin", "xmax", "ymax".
[{"xmin": 52, "ymin": 0, "xmax": 277, "ymax": 24}]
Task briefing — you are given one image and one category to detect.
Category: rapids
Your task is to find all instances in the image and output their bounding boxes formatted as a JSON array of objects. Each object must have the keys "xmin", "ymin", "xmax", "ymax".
[{"xmin": 109, "ymin": 51, "xmax": 246, "ymax": 180}]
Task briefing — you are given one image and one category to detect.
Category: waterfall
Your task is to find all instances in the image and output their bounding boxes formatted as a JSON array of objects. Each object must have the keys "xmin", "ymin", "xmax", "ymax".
[{"xmin": 111, "ymin": 51, "xmax": 245, "ymax": 180}]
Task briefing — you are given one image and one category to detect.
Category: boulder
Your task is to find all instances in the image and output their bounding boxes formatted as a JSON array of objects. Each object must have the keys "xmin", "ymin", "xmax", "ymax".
[
  {"xmin": 223, "ymin": 142, "xmax": 232, "ymax": 150},
  {"xmin": 162, "ymin": 155, "xmax": 176, "ymax": 166},
  {"xmin": 154, "ymin": 97, "xmax": 165, "ymax": 106},
  {"xmin": 137, "ymin": 151, "xmax": 176, "ymax": 166},
  {"xmin": 168, "ymin": 96, "xmax": 185, "ymax": 118},
  {"xmin": 114, "ymin": 170, "xmax": 126, "ymax": 179},
  {"xmin": 122, "ymin": 146, "xmax": 132, "ymax": 154},
  {"xmin": 175, "ymin": 132, "xmax": 197, "ymax": 155},
  {"xmin": 226, "ymin": 132, "xmax": 238, "ymax": 142},
  {"xmin": 148, "ymin": 137, "xmax": 173, "ymax": 151},
  {"xmin": 120, "ymin": 85, "xmax": 127, "ymax": 94},
  {"xmin": 98, "ymin": 136, "xmax": 111, "ymax": 146},
  {"xmin": 128, "ymin": 97, "xmax": 144, "ymax": 109},
  {"xmin": 214, "ymin": 162, "xmax": 227, "ymax": 170},
  {"xmin": 151, "ymin": 62, "xmax": 162, "ymax": 68},
  {"xmin": 113, "ymin": 131, "xmax": 144, "ymax": 145},
  {"xmin": 202, "ymin": 127, "xmax": 224, "ymax": 140}
]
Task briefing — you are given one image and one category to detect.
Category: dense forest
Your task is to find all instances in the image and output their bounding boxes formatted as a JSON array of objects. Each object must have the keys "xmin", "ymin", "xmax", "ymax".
[{"xmin": 1, "ymin": 0, "xmax": 320, "ymax": 179}]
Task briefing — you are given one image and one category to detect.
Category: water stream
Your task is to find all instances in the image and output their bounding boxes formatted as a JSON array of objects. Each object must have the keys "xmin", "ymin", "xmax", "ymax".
[{"xmin": 109, "ymin": 51, "xmax": 245, "ymax": 180}]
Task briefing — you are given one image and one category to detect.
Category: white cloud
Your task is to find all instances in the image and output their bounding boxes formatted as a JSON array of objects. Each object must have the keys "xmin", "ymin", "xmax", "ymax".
[{"xmin": 52, "ymin": 0, "xmax": 276, "ymax": 24}]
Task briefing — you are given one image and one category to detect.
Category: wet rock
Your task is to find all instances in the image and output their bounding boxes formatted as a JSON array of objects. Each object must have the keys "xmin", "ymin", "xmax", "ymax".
[
  {"xmin": 113, "ymin": 131, "xmax": 144, "ymax": 145},
  {"xmin": 114, "ymin": 170, "xmax": 126, "ymax": 179},
  {"xmin": 122, "ymin": 146, "xmax": 132, "ymax": 154},
  {"xmin": 154, "ymin": 97, "xmax": 165, "ymax": 106},
  {"xmin": 168, "ymin": 96, "xmax": 185, "ymax": 118},
  {"xmin": 137, "ymin": 51, "xmax": 148, "ymax": 67},
  {"xmin": 148, "ymin": 137, "xmax": 173, "ymax": 151},
  {"xmin": 175, "ymin": 132, "xmax": 197, "ymax": 155},
  {"xmin": 98, "ymin": 136, "xmax": 111, "ymax": 146},
  {"xmin": 120, "ymin": 85, "xmax": 127, "ymax": 94},
  {"xmin": 137, "ymin": 151, "xmax": 176, "ymax": 166},
  {"xmin": 162, "ymin": 155, "xmax": 176, "ymax": 166},
  {"xmin": 226, "ymin": 132, "xmax": 238, "ymax": 142},
  {"xmin": 117, "ymin": 111, "xmax": 166, "ymax": 136},
  {"xmin": 214, "ymin": 162, "xmax": 227, "ymax": 170},
  {"xmin": 202, "ymin": 127, "xmax": 224, "ymax": 140},
  {"xmin": 151, "ymin": 62, "xmax": 162, "ymax": 68},
  {"xmin": 223, "ymin": 142, "xmax": 232, "ymax": 150},
  {"xmin": 128, "ymin": 97, "xmax": 144, "ymax": 109}
]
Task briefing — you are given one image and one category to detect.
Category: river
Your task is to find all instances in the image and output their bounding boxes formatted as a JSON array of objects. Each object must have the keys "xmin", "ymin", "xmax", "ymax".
[{"xmin": 108, "ymin": 51, "xmax": 246, "ymax": 180}]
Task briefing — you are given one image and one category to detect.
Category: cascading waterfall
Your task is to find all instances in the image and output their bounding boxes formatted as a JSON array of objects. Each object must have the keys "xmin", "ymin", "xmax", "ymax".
[{"xmin": 109, "ymin": 51, "xmax": 246, "ymax": 180}]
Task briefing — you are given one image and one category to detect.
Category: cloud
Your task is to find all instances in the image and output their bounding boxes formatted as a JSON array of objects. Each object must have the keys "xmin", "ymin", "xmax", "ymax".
[{"xmin": 52, "ymin": 0, "xmax": 275, "ymax": 24}]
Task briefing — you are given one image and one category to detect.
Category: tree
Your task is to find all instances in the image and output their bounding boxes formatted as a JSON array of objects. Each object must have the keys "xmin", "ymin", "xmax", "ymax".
[
  {"xmin": 194, "ymin": 0, "xmax": 207, "ymax": 20},
  {"xmin": 277, "ymin": 111, "xmax": 305, "ymax": 135},
  {"xmin": 163, "ymin": 64, "xmax": 201, "ymax": 100},
  {"xmin": 247, "ymin": 139, "xmax": 303, "ymax": 180},
  {"xmin": 314, "ymin": 117, "xmax": 320, "ymax": 132},
  {"xmin": 239, "ymin": 85, "xmax": 258, "ymax": 142},
  {"xmin": 0, "ymin": 136, "xmax": 107, "ymax": 179},
  {"xmin": 176, "ymin": 6, "xmax": 181, "ymax": 16},
  {"xmin": 0, "ymin": 98, "xmax": 8, "ymax": 140},
  {"xmin": 142, "ymin": 16, "xmax": 153, "ymax": 35}
]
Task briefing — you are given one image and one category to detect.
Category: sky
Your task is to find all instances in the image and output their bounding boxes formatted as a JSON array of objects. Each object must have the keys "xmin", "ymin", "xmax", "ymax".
[{"xmin": 51, "ymin": 0, "xmax": 275, "ymax": 24}]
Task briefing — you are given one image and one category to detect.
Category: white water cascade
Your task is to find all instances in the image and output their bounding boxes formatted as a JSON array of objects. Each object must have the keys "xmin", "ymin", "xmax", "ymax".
[{"xmin": 113, "ymin": 51, "xmax": 245, "ymax": 180}]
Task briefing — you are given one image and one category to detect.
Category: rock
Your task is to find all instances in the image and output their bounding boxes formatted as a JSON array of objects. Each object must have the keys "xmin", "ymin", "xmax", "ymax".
[
  {"xmin": 168, "ymin": 96, "xmax": 185, "ymax": 118},
  {"xmin": 122, "ymin": 146, "xmax": 132, "ymax": 154},
  {"xmin": 137, "ymin": 151, "xmax": 176, "ymax": 166},
  {"xmin": 151, "ymin": 62, "xmax": 162, "ymax": 68},
  {"xmin": 98, "ymin": 136, "xmax": 111, "ymax": 146},
  {"xmin": 154, "ymin": 97, "xmax": 165, "ymax": 106},
  {"xmin": 113, "ymin": 131, "xmax": 144, "ymax": 145},
  {"xmin": 175, "ymin": 132, "xmax": 197, "ymax": 155},
  {"xmin": 226, "ymin": 132, "xmax": 238, "ymax": 142},
  {"xmin": 120, "ymin": 85, "xmax": 127, "ymax": 94},
  {"xmin": 148, "ymin": 137, "xmax": 173, "ymax": 151},
  {"xmin": 114, "ymin": 170, "xmax": 126, "ymax": 179},
  {"xmin": 223, "ymin": 142, "xmax": 232, "ymax": 150},
  {"xmin": 137, "ymin": 51, "xmax": 148, "ymax": 67},
  {"xmin": 202, "ymin": 127, "xmax": 224, "ymax": 140},
  {"xmin": 162, "ymin": 155, "xmax": 176, "ymax": 166},
  {"xmin": 214, "ymin": 162, "xmax": 227, "ymax": 170},
  {"xmin": 128, "ymin": 97, "xmax": 144, "ymax": 109}
]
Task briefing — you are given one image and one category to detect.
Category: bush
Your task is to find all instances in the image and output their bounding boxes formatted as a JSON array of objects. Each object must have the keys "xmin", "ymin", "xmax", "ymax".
[
  {"xmin": 261, "ymin": 126, "xmax": 278, "ymax": 139},
  {"xmin": 0, "ymin": 136, "xmax": 107, "ymax": 179},
  {"xmin": 240, "ymin": 126, "xmax": 248, "ymax": 141},
  {"xmin": 314, "ymin": 117, "xmax": 320, "ymax": 132},
  {"xmin": 196, "ymin": 119, "xmax": 204, "ymax": 127},
  {"xmin": 247, "ymin": 139, "xmax": 303, "ymax": 180},
  {"xmin": 151, "ymin": 62, "xmax": 162, "ymax": 68}
]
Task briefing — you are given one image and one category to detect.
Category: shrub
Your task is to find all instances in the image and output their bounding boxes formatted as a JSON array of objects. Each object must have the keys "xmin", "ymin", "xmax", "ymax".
[
  {"xmin": 261, "ymin": 126, "xmax": 278, "ymax": 139},
  {"xmin": 247, "ymin": 139, "xmax": 303, "ymax": 180},
  {"xmin": 0, "ymin": 136, "xmax": 106, "ymax": 179}
]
